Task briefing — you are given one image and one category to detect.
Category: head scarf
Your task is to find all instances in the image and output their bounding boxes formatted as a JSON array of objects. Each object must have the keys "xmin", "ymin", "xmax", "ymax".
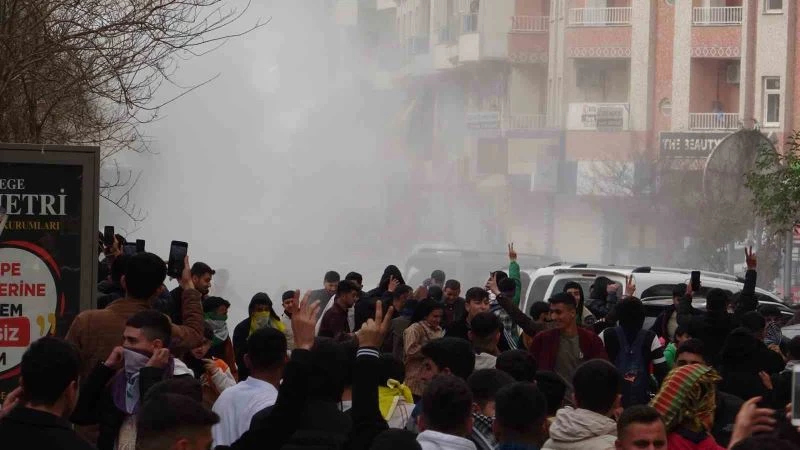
[
  {"xmin": 651, "ymin": 364, "xmax": 721, "ymax": 434},
  {"xmin": 111, "ymin": 348, "xmax": 175, "ymax": 415},
  {"xmin": 249, "ymin": 310, "xmax": 286, "ymax": 337}
]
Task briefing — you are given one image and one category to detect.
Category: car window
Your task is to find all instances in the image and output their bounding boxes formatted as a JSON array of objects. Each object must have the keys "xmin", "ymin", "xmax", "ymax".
[
  {"xmin": 640, "ymin": 284, "xmax": 676, "ymax": 298},
  {"xmin": 527, "ymin": 275, "xmax": 553, "ymax": 307},
  {"xmin": 551, "ymin": 278, "xmax": 594, "ymax": 300}
]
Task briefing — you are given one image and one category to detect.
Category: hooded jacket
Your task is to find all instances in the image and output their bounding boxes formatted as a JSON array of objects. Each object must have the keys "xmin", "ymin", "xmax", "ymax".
[
  {"xmin": 418, "ymin": 430, "xmax": 478, "ymax": 450},
  {"xmin": 355, "ymin": 265, "xmax": 405, "ymax": 332},
  {"xmin": 542, "ymin": 407, "xmax": 617, "ymax": 450}
]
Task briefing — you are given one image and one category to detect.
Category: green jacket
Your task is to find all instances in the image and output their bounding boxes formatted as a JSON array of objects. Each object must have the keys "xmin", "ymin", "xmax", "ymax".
[
  {"xmin": 509, "ymin": 260, "xmax": 521, "ymax": 306},
  {"xmin": 664, "ymin": 342, "xmax": 677, "ymax": 369}
]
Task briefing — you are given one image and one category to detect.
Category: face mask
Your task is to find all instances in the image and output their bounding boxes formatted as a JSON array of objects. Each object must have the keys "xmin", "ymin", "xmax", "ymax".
[
  {"xmin": 204, "ymin": 313, "xmax": 230, "ymax": 345},
  {"xmin": 123, "ymin": 348, "xmax": 151, "ymax": 377}
]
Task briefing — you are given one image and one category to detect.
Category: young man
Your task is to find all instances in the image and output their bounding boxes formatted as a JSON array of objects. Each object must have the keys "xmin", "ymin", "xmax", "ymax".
[
  {"xmin": 543, "ymin": 360, "xmax": 621, "ymax": 450},
  {"xmin": 650, "ymin": 283, "xmax": 697, "ymax": 342},
  {"xmin": 426, "ymin": 270, "xmax": 446, "ymax": 289},
  {"xmin": 310, "ymin": 270, "xmax": 341, "ymax": 318},
  {"xmin": 529, "ymin": 293, "xmax": 607, "ymax": 388},
  {"xmin": 281, "ymin": 290, "xmax": 297, "ymax": 350},
  {"xmin": 70, "ymin": 310, "xmax": 195, "ymax": 450},
  {"xmin": 469, "ymin": 312, "xmax": 502, "ymax": 370},
  {"xmin": 318, "ymin": 280, "xmax": 359, "ymax": 338},
  {"xmin": 417, "ymin": 374, "xmax": 478, "ymax": 450},
  {"xmin": 382, "ymin": 284, "xmax": 413, "ymax": 353},
  {"xmin": 467, "ymin": 369, "xmax": 515, "ymax": 450},
  {"xmin": 66, "ymin": 253, "xmax": 204, "ymax": 380},
  {"xmin": 496, "ymin": 350, "xmax": 538, "ymax": 383},
  {"xmin": 442, "ymin": 279, "xmax": 466, "ymax": 329},
  {"xmin": 563, "ymin": 282, "xmax": 595, "ymax": 326},
  {"xmin": 97, "ymin": 254, "xmax": 129, "ymax": 309},
  {"xmin": 136, "ymin": 393, "xmax": 219, "ymax": 450},
  {"xmin": 686, "ymin": 288, "xmax": 737, "ymax": 366},
  {"xmin": 663, "ymin": 325, "xmax": 690, "ymax": 369},
  {"xmin": 614, "ymin": 405, "xmax": 667, "ymax": 450},
  {"xmin": 530, "ymin": 302, "xmax": 551, "ymax": 325},
  {"xmin": 492, "ymin": 382, "xmax": 549, "ymax": 450},
  {"xmin": 447, "ymin": 287, "xmax": 491, "ymax": 341},
  {"xmin": 212, "ymin": 327, "xmax": 288, "ymax": 447},
  {"xmin": 169, "ymin": 261, "xmax": 215, "ymax": 323},
  {"xmin": 1, "ymin": 337, "xmax": 93, "ymax": 450},
  {"xmin": 232, "ymin": 293, "xmax": 282, "ymax": 381},
  {"xmin": 202, "ymin": 296, "xmax": 237, "ymax": 380}
]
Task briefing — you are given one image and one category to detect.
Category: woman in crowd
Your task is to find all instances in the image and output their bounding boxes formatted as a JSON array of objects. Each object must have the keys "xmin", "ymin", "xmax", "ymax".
[{"xmin": 403, "ymin": 298, "xmax": 445, "ymax": 399}]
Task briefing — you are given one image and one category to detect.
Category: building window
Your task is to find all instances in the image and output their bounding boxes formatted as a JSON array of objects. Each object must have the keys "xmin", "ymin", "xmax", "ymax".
[
  {"xmin": 763, "ymin": 77, "xmax": 781, "ymax": 127},
  {"xmin": 659, "ymin": 98, "xmax": 672, "ymax": 117},
  {"xmin": 765, "ymin": 0, "xmax": 783, "ymax": 13},
  {"xmin": 665, "ymin": 0, "xmax": 674, "ymax": 5}
]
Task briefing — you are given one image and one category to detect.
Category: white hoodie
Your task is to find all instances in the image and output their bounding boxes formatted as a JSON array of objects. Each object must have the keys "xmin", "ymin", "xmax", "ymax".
[
  {"xmin": 542, "ymin": 407, "xmax": 617, "ymax": 450},
  {"xmin": 417, "ymin": 430, "xmax": 477, "ymax": 450}
]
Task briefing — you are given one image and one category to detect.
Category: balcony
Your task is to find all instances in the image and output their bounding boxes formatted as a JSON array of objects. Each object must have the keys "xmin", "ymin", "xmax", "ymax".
[
  {"xmin": 689, "ymin": 113, "xmax": 740, "ymax": 130},
  {"xmin": 568, "ymin": 7, "xmax": 632, "ymax": 27},
  {"xmin": 511, "ymin": 16, "xmax": 549, "ymax": 33},
  {"xmin": 566, "ymin": 103, "xmax": 630, "ymax": 131},
  {"xmin": 504, "ymin": 114, "xmax": 547, "ymax": 131},
  {"xmin": 692, "ymin": 7, "xmax": 743, "ymax": 26},
  {"xmin": 461, "ymin": 13, "xmax": 478, "ymax": 34}
]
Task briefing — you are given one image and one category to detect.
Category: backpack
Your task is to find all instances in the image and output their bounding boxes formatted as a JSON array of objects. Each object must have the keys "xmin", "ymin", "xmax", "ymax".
[{"xmin": 613, "ymin": 326, "xmax": 650, "ymax": 407}]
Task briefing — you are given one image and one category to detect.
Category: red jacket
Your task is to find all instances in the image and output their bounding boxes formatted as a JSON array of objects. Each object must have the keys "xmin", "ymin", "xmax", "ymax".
[{"xmin": 529, "ymin": 327, "xmax": 608, "ymax": 371}]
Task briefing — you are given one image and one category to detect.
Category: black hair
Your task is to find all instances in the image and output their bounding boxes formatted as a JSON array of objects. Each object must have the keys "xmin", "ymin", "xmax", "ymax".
[
  {"xmin": 617, "ymin": 405, "xmax": 663, "ymax": 439},
  {"xmin": 494, "ymin": 382, "xmax": 547, "ymax": 438},
  {"xmin": 124, "ymin": 252, "xmax": 167, "ymax": 299},
  {"xmin": 115, "ymin": 233, "xmax": 127, "ymax": 245},
  {"xmin": 470, "ymin": 312, "xmax": 502, "ymax": 339},
  {"xmin": 190, "ymin": 262, "xmax": 215, "ymax": 277},
  {"xmin": 427, "ymin": 285, "xmax": 443, "ymax": 302},
  {"xmin": 110, "ymin": 254, "xmax": 130, "ymax": 285},
  {"xmin": 676, "ymin": 338, "xmax": 705, "ymax": 359},
  {"xmin": 411, "ymin": 298, "xmax": 445, "ymax": 324},
  {"xmin": 337, "ymin": 279, "xmax": 359, "ymax": 296},
  {"xmin": 706, "ymin": 288, "xmax": 729, "ymax": 312},
  {"xmin": 421, "ymin": 337, "xmax": 476, "ymax": 380},
  {"xmin": 20, "ymin": 337, "xmax": 80, "ymax": 406},
  {"xmin": 740, "ymin": 311, "xmax": 766, "ymax": 334},
  {"xmin": 136, "ymin": 393, "xmax": 219, "ymax": 450},
  {"xmin": 548, "ymin": 292, "xmax": 577, "ymax": 309},
  {"xmin": 282, "ymin": 290, "xmax": 295, "ymax": 302},
  {"xmin": 444, "ymin": 279, "xmax": 461, "ymax": 291},
  {"xmin": 529, "ymin": 302, "xmax": 550, "ymax": 319},
  {"xmin": 498, "ymin": 277, "xmax": 516, "ymax": 296},
  {"xmin": 369, "ymin": 430, "xmax": 422, "ymax": 450},
  {"xmin": 202, "ymin": 296, "xmax": 230, "ymax": 313},
  {"xmin": 758, "ymin": 304, "xmax": 783, "ymax": 318},
  {"xmin": 573, "ymin": 360, "xmax": 622, "ymax": 414},
  {"xmin": 378, "ymin": 265, "xmax": 405, "ymax": 290},
  {"xmin": 246, "ymin": 327, "xmax": 288, "ymax": 371},
  {"xmin": 674, "ymin": 324, "xmax": 689, "ymax": 340},
  {"xmin": 492, "ymin": 271, "xmax": 509, "ymax": 283},
  {"xmin": 377, "ymin": 353, "xmax": 406, "ymax": 385},
  {"xmin": 787, "ymin": 336, "xmax": 800, "ymax": 360},
  {"xmin": 248, "ymin": 292, "xmax": 273, "ymax": 315},
  {"xmin": 590, "ymin": 276, "xmax": 613, "ymax": 302},
  {"xmin": 324, "ymin": 271, "xmax": 341, "ymax": 283},
  {"xmin": 308, "ymin": 337, "xmax": 350, "ymax": 402},
  {"xmin": 144, "ymin": 377, "xmax": 203, "ymax": 403},
  {"xmin": 616, "ymin": 297, "xmax": 645, "ymax": 332},
  {"xmin": 496, "ymin": 350, "xmax": 538, "ymax": 382},
  {"xmin": 431, "ymin": 270, "xmax": 446, "ymax": 284},
  {"xmin": 393, "ymin": 284, "xmax": 414, "ymax": 300},
  {"xmin": 534, "ymin": 371, "xmax": 567, "ymax": 416},
  {"xmin": 730, "ymin": 437, "xmax": 800, "ymax": 450},
  {"xmin": 465, "ymin": 287, "xmax": 489, "ymax": 303},
  {"xmin": 345, "ymin": 271, "xmax": 363, "ymax": 285},
  {"xmin": 126, "ymin": 310, "xmax": 172, "ymax": 347},
  {"xmin": 467, "ymin": 369, "xmax": 515, "ymax": 408},
  {"xmin": 421, "ymin": 374, "xmax": 473, "ymax": 435}
]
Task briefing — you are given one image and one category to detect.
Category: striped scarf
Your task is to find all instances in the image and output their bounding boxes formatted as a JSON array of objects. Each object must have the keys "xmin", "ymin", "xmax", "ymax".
[{"xmin": 650, "ymin": 364, "xmax": 721, "ymax": 434}]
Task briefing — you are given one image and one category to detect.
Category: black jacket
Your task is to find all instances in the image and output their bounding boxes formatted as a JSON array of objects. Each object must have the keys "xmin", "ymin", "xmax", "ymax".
[
  {"xmin": 712, "ymin": 390, "xmax": 743, "ymax": 448},
  {"xmin": 354, "ymin": 289, "xmax": 392, "ymax": 332},
  {"xmin": 446, "ymin": 318, "xmax": 470, "ymax": 341},
  {"xmin": 71, "ymin": 363, "xmax": 175, "ymax": 450},
  {"xmin": 650, "ymin": 296, "xmax": 700, "ymax": 341},
  {"xmin": 232, "ymin": 317, "xmax": 251, "ymax": 381},
  {"xmin": 1, "ymin": 407, "xmax": 95, "ymax": 450}
]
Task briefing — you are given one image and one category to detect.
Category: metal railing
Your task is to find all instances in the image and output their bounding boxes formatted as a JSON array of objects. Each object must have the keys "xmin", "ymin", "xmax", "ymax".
[
  {"xmin": 689, "ymin": 113, "xmax": 740, "ymax": 130},
  {"xmin": 692, "ymin": 6, "xmax": 743, "ymax": 25},
  {"xmin": 504, "ymin": 114, "xmax": 547, "ymax": 131},
  {"xmin": 568, "ymin": 7, "xmax": 632, "ymax": 26},
  {"xmin": 511, "ymin": 16, "xmax": 549, "ymax": 33}
]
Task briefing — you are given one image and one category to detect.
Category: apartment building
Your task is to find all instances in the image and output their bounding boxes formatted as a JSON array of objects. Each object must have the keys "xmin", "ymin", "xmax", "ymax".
[{"xmin": 339, "ymin": 0, "xmax": 797, "ymax": 265}]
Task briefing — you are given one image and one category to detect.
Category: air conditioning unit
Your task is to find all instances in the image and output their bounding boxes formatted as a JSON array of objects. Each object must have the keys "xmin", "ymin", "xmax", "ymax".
[{"xmin": 726, "ymin": 62, "xmax": 740, "ymax": 84}]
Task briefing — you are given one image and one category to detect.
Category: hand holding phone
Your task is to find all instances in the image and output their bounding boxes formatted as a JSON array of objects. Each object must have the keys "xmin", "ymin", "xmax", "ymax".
[
  {"xmin": 103, "ymin": 226, "xmax": 115, "ymax": 247},
  {"xmin": 690, "ymin": 271, "xmax": 701, "ymax": 292},
  {"xmin": 135, "ymin": 239, "xmax": 145, "ymax": 253},
  {"xmin": 167, "ymin": 241, "xmax": 188, "ymax": 279}
]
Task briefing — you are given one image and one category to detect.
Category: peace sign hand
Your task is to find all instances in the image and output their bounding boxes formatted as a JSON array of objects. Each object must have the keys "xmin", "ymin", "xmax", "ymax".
[{"xmin": 357, "ymin": 300, "xmax": 394, "ymax": 348}]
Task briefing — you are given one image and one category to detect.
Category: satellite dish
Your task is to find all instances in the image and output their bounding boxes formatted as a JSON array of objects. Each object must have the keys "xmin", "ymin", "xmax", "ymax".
[{"xmin": 703, "ymin": 129, "xmax": 776, "ymax": 208}]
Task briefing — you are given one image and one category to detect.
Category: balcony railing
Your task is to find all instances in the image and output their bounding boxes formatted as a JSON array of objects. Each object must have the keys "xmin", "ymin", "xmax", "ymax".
[
  {"xmin": 568, "ymin": 7, "xmax": 632, "ymax": 26},
  {"xmin": 504, "ymin": 114, "xmax": 547, "ymax": 131},
  {"xmin": 511, "ymin": 16, "xmax": 549, "ymax": 33},
  {"xmin": 692, "ymin": 6, "xmax": 743, "ymax": 25},
  {"xmin": 689, "ymin": 113, "xmax": 740, "ymax": 130}
]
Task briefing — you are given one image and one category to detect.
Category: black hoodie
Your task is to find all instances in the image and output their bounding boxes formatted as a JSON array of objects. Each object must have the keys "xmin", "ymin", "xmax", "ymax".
[{"xmin": 354, "ymin": 265, "xmax": 405, "ymax": 332}]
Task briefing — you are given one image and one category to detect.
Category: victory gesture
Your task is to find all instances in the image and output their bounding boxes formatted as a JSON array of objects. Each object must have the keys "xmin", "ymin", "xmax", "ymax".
[
  {"xmin": 357, "ymin": 300, "xmax": 394, "ymax": 349},
  {"xmin": 745, "ymin": 246, "xmax": 757, "ymax": 270},
  {"xmin": 508, "ymin": 243, "xmax": 517, "ymax": 261}
]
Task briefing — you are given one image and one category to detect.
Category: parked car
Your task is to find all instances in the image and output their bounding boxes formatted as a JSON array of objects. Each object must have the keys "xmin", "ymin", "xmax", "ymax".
[
  {"xmin": 640, "ymin": 296, "xmax": 794, "ymax": 331},
  {"xmin": 520, "ymin": 264, "xmax": 786, "ymax": 318}
]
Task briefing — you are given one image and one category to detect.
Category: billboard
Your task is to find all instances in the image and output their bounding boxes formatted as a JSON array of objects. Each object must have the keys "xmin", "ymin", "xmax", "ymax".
[{"xmin": 0, "ymin": 144, "xmax": 99, "ymax": 402}]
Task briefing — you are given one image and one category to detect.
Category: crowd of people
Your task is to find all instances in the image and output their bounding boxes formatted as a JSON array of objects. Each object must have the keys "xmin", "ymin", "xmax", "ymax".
[{"xmin": 2, "ymin": 239, "xmax": 800, "ymax": 450}]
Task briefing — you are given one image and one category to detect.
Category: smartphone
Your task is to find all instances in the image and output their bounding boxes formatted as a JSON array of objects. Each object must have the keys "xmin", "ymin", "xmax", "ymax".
[
  {"xmin": 690, "ymin": 271, "xmax": 701, "ymax": 292},
  {"xmin": 793, "ymin": 365, "xmax": 800, "ymax": 426},
  {"xmin": 122, "ymin": 243, "xmax": 137, "ymax": 256},
  {"xmin": 103, "ymin": 226, "xmax": 115, "ymax": 247},
  {"xmin": 167, "ymin": 241, "xmax": 188, "ymax": 279},
  {"xmin": 135, "ymin": 239, "xmax": 146, "ymax": 253}
]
